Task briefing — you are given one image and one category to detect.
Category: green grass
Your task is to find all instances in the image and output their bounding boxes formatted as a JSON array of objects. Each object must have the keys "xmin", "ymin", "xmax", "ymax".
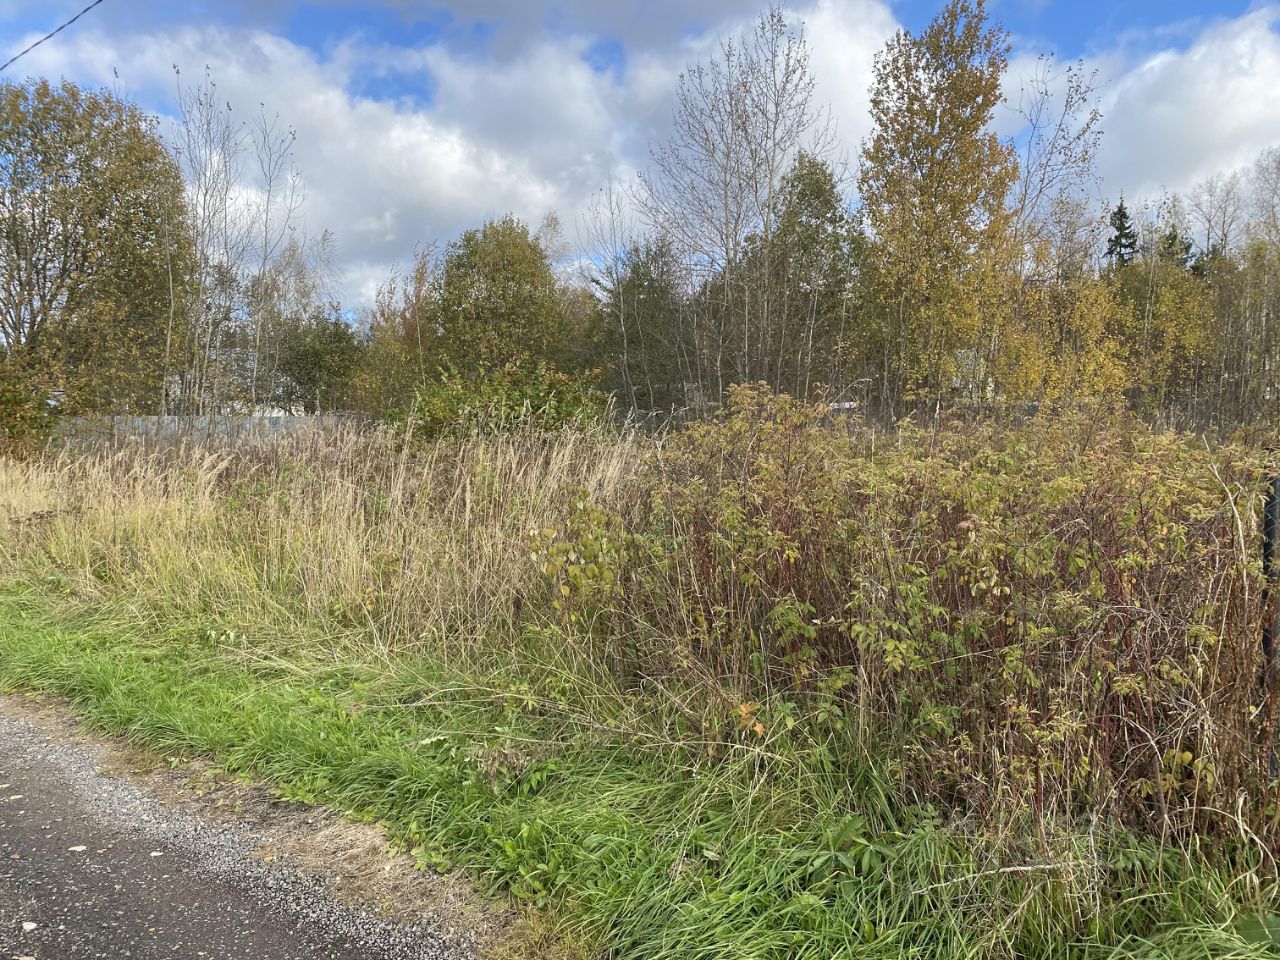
[{"xmin": 1, "ymin": 589, "xmax": 1278, "ymax": 960}]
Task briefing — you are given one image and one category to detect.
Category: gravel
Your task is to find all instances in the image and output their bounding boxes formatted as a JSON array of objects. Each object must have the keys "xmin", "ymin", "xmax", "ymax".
[{"xmin": 0, "ymin": 701, "xmax": 490, "ymax": 959}]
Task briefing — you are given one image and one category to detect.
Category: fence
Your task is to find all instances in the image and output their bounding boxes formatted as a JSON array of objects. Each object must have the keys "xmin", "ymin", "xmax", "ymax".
[{"xmin": 57, "ymin": 414, "xmax": 370, "ymax": 450}]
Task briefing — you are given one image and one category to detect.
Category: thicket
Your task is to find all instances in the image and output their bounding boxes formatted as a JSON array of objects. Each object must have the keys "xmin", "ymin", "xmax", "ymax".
[
  {"xmin": 3, "ymin": 402, "xmax": 1280, "ymax": 956},
  {"xmin": 538, "ymin": 386, "xmax": 1277, "ymax": 837},
  {"xmin": 406, "ymin": 363, "xmax": 609, "ymax": 439}
]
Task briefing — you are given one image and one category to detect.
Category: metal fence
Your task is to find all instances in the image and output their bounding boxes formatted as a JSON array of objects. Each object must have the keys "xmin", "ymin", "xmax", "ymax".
[{"xmin": 57, "ymin": 414, "xmax": 370, "ymax": 449}]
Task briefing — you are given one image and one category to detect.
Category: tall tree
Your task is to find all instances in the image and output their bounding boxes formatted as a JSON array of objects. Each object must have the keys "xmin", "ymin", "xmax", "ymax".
[
  {"xmin": 1105, "ymin": 199, "xmax": 1139, "ymax": 266},
  {"xmin": 434, "ymin": 215, "xmax": 566, "ymax": 371},
  {"xmin": 755, "ymin": 150, "xmax": 864, "ymax": 399},
  {"xmin": 352, "ymin": 244, "xmax": 439, "ymax": 413},
  {"xmin": 594, "ymin": 238, "xmax": 690, "ymax": 415},
  {"xmin": 858, "ymin": 0, "xmax": 1017, "ymax": 414},
  {"xmin": 638, "ymin": 7, "xmax": 833, "ymax": 403},
  {"xmin": 0, "ymin": 78, "xmax": 190, "ymax": 416},
  {"xmin": 169, "ymin": 67, "xmax": 308, "ymax": 415}
]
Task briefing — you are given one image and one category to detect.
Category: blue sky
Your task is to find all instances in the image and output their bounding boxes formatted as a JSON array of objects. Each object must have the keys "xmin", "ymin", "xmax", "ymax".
[
  {"xmin": 3, "ymin": 1, "xmax": 1279, "ymax": 304},
  {"xmin": 902, "ymin": 0, "xmax": 1254, "ymax": 54}
]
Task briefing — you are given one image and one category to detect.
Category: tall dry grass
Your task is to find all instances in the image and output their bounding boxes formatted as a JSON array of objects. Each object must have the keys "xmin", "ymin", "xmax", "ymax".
[{"xmin": 2, "ymin": 423, "xmax": 639, "ymax": 660}]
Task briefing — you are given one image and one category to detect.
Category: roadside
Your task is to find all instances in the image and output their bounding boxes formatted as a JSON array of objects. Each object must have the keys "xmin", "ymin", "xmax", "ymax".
[{"xmin": 0, "ymin": 692, "xmax": 510, "ymax": 960}]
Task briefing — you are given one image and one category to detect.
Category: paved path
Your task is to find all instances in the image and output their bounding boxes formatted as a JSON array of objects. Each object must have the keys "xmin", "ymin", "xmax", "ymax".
[{"xmin": 0, "ymin": 701, "xmax": 473, "ymax": 960}]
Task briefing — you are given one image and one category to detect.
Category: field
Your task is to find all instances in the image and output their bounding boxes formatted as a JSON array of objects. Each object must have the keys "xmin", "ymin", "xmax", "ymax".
[{"xmin": 3, "ymin": 389, "xmax": 1280, "ymax": 959}]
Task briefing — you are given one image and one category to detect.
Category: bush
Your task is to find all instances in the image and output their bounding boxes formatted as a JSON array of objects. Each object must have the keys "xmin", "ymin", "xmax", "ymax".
[
  {"xmin": 0, "ymin": 360, "xmax": 58, "ymax": 456},
  {"xmin": 408, "ymin": 362, "xmax": 609, "ymax": 439},
  {"xmin": 538, "ymin": 385, "xmax": 1276, "ymax": 838}
]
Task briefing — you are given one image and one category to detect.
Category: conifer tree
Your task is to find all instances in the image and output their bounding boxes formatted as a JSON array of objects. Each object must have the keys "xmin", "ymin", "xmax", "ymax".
[{"xmin": 1105, "ymin": 199, "xmax": 1139, "ymax": 266}]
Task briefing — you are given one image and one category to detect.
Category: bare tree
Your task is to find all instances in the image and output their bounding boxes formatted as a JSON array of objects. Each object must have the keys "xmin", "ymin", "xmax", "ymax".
[
  {"xmin": 245, "ymin": 108, "xmax": 304, "ymax": 408},
  {"xmin": 1250, "ymin": 146, "xmax": 1280, "ymax": 246},
  {"xmin": 168, "ymin": 68, "xmax": 309, "ymax": 415},
  {"xmin": 1010, "ymin": 56, "xmax": 1102, "ymax": 270},
  {"xmin": 169, "ymin": 66, "xmax": 253, "ymax": 413},
  {"xmin": 1189, "ymin": 170, "xmax": 1245, "ymax": 256},
  {"xmin": 637, "ymin": 6, "xmax": 833, "ymax": 401}
]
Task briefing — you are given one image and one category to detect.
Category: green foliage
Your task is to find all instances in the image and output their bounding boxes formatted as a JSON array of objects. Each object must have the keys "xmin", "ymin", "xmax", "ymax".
[
  {"xmin": 1, "ymin": 579, "xmax": 1277, "ymax": 960},
  {"xmin": 0, "ymin": 359, "xmax": 57, "ymax": 455},
  {"xmin": 5, "ymin": 357, "xmax": 1280, "ymax": 958},
  {"xmin": 409, "ymin": 363, "xmax": 608, "ymax": 438},
  {"xmin": 0, "ymin": 78, "xmax": 191, "ymax": 414},
  {"xmin": 594, "ymin": 238, "xmax": 690, "ymax": 415},
  {"xmin": 276, "ymin": 314, "xmax": 364, "ymax": 413},
  {"xmin": 435, "ymin": 216, "xmax": 568, "ymax": 370},
  {"xmin": 639, "ymin": 383, "xmax": 853, "ymax": 672},
  {"xmin": 1106, "ymin": 199, "xmax": 1140, "ymax": 266},
  {"xmin": 538, "ymin": 386, "xmax": 1275, "ymax": 842}
]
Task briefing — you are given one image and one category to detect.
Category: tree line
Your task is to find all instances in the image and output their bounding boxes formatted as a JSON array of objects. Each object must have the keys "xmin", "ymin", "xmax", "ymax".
[{"xmin": 5, "ymin": 0, "xmax": 1280, "ymax": 437}]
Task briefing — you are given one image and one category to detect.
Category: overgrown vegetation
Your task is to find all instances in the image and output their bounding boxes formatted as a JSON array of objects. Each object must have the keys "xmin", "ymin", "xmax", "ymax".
[
  {"xmin": 407, "ymin": 363, "xmax": 609, "ymax": 439},
  {"xmin": 6, "ymin": 0, "xmax": 1280, "ymax": 956},
  {"xmin": 3, "ymin": 399, "xmax": 1280, "ymax": 957}
]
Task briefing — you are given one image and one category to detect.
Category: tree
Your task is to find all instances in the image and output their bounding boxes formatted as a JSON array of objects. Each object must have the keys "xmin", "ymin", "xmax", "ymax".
[
  {"xmin": 1157, "ymin": 228, "xmax": 1194, "ymax": 268},
  {"xmin": 1010, "ymin": 56, "xmax": 1102, "ymax": 261},
  {"xmin": 1105, "ymin": 199, "xmax": 1139, "ymax": 266},
  {"xmin": 1190, "ymin": 171, "xmax": 1244, "ymax": 258},
  {"xmin": 755, "ymin": 150, "xmax": 864, "ymax": 398},
  {"xmin": 351, "ymin": 244, "xmax": 439, "ymax": 414},
  {"xmin": 434, "ymin": 215, "xmax": 566, "ymax": 371},
  {"xmin": 0, "ymin": 79, "xmax": 191, "ymax": 419},
  {"xmin": 168, "ymin": 67, "xmax": 309, "ymax": 415},
  {"xmin": 1251, "ymin": 147, "xmax": 1280, "ymax": 246},
  {"xmin": 276, "ymin": 313, "xmax": 363, "ymax": 413},
  {"xmin": 594, "ymin": 237, "xmax": 690, "ymax": 415},
  {"xmin": 638, "ymin": 7, "xmax": 833, "ymax": 402},
  {"xmin": 858, "ymin": 0, "xmax": 1017, "ymax": 413}
]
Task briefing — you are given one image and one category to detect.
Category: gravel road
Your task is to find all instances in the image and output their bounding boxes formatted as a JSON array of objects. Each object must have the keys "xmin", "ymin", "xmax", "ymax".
[{"xmin": 0, "ymin": 696, "xmax": 498, "ymax": 960}]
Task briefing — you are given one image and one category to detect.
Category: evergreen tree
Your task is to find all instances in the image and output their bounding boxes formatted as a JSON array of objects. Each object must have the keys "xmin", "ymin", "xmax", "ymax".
[
  {"xmin": 275, "ymin": 313, "xmax": 363, "ymax": 413},
  {"xmin": 1105, "ymin": 199, "xmax": 1139, "ymax": 266}
]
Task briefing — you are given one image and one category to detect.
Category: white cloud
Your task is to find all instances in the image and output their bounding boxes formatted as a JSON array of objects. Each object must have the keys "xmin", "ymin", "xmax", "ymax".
[
  {"xmin": 799, "ymin": 0, "xmax": 900, "ymax": 153},
  {"xmin": 8, "ymin": 1, "xmax": 1280, "ymax": 306},
  {"xmin": 18, "ymin": 25, "xmax": 621, "ymax": 304},
  {"xmin": 1093, "ymin": 7, "xmax": 1280, "ymax": 200},
  {"xmin": 12, "ymin": 1, "xmax": 897, "ymax": 306}
]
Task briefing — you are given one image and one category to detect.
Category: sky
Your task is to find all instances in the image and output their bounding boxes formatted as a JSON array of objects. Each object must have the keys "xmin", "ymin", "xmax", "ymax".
[{"xmin": 3, "ymin": 0, "xmax": 1279, "ymax": 306}]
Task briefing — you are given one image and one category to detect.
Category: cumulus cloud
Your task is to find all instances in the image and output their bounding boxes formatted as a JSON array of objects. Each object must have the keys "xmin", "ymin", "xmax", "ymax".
[
  {"xmin": 1093, "ymin": 7, "xmax": 1280, "ymax": 200},
  {"xmin": 798, "ymin": 0, "xmax": 900, "ymax": 152},
  {"xmin": 16, "ymin": 25, "xmax": 624, "ymax": 303},
  {"xmin": 6, "ymin": 1, "xmax": 1280, "ymax": 305}
]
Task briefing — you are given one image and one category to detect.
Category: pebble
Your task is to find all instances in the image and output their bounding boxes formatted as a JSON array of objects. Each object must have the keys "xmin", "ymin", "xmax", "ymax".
[{"xmin": 0, "ymin": 711, "xmax": 478, "ymax": 960}]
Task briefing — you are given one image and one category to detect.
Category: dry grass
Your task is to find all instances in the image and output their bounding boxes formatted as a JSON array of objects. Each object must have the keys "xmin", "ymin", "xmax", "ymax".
[{"xmin": 4, "ymin": 423, "xmax": 640, "ymax": 662}]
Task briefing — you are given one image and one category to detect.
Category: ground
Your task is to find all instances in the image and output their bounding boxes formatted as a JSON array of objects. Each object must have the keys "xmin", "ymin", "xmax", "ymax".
[{"xmin": 0, "ymin": 693, "xmax": 510, "ymax": 960}]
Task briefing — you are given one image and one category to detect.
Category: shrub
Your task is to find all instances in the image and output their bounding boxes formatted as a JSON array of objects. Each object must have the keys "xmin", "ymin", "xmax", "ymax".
[
  {"xmin": 559, "ymin": 385, "xmax": 1277, "ymax": 838},
  {"xmin": 409, "ymin": 363, "xmax": 609, "ymax": 439}
]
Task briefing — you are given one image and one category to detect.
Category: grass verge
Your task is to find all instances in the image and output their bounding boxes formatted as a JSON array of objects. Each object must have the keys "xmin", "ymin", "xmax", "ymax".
[{"xmin": 2, "ymin": 588, "xmax": 1278, "ymax": 960}]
